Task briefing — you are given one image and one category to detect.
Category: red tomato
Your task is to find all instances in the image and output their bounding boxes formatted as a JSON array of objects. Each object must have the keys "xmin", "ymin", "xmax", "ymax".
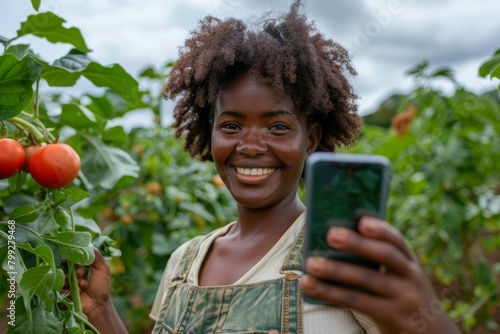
[
  {"xmin": 0, "ymin": 138, "xmax": 26, "ymax": 179},
  {"xmin": 29, "ymin": 143, "xmax": 81, "ymax": 188}
]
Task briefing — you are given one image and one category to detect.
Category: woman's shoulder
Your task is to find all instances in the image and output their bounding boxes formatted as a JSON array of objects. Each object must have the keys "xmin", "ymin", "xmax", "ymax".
[{"xmin": 170, "ymin": 222, "xmax": 237, "ymax": 270}]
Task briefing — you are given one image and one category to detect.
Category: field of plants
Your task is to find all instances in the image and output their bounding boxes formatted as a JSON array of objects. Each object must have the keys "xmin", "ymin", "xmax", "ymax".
[{"xmin": 1, "ymin": 1, "xmax": 499, "ymax": 333}]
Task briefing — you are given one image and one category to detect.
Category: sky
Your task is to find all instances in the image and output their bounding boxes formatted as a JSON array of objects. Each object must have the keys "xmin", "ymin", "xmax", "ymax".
[{"xmin": 1, "ymin": 0, "xmax": 499, "ymax": 126}]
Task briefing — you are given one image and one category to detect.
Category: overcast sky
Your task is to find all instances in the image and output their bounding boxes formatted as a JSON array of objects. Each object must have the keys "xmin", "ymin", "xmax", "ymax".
[{"xmin": 2, "ymin": 0, "xmax": 499, "ymax": 123}]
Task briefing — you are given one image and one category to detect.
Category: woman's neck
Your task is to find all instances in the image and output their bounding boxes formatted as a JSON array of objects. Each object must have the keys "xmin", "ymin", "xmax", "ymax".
[{"xmin": 232, "ymin": 194, "xmax": 305, "ymax": 239}]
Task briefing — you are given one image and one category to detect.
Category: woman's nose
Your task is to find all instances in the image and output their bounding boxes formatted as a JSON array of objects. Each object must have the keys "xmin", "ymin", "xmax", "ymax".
[{"xmin": 236, "ymin": 128, "xmax": 268, "ymax": 156}]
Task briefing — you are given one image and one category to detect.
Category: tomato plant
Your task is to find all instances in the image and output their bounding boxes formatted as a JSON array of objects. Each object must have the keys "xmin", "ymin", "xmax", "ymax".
[
  {"xmin": 28, "ymin": 143, "xmax": 81, "ymax": 189},
  {"xmin": 0, "ymin": 1, "xmax": 140, "ymax": 332},
  {"xmin": 0, "ymin": 138, "xmax": 25, "ymax": 179}
]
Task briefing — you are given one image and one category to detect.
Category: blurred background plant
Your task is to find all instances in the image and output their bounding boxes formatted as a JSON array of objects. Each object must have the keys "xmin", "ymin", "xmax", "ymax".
[{"xmin": 343, "ymin": 54, "xmax": 500, "ymax": 332}]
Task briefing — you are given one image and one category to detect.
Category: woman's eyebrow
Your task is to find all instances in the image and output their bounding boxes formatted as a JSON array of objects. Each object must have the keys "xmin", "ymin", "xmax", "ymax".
[{"xmin": 219, "ymin": 110, "xmax": 296, "ymax": 119}]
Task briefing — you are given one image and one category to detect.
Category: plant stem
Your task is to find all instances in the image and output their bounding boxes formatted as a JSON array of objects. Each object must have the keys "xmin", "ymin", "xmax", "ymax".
[
  {"xmin": 72, "ymin": 311, "xmax": 102, "ymax": 334},
  {"xmin": 33, "ymin": 78, "xmax": 40, "ymax": 118},
  {"xmin": 7, "ymin": 116, "xmax": 46, "ymax": 143},
  {"xmin": 68, "ymin": 261, "xmax": 86, "ymax": 330},
  {"xmin": 38, "ymin": 211, "xmax": 52, "ymax": 233},
  {"xmin": 20, "ymin": 111, "xmax": 56, "ymax": 143}
]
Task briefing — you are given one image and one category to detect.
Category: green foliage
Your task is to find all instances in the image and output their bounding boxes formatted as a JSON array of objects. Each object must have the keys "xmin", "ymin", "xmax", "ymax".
[
  {"xmin": 0, "ymin": 53, "xmax": 43, "ymax": 120},
  {"xmin": 363, "ymin": 93, "xmax": 403, "ymax": 128},
  {"xmin": 480, "ymin": 49, "xmax": 500, "ymax": 90},
  {"xmin": 346, "ymin": 60, "xmax": 500, "ymax": 332},
  {"xmin": 17, "ymin": 12, "xmax": 90, "ymax": 52}
]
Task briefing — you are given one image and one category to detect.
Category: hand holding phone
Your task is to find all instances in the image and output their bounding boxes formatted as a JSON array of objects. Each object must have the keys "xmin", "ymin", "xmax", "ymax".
[{"xmin": 303, "ymin": 152, "xmax": 390, "ymax": 301}]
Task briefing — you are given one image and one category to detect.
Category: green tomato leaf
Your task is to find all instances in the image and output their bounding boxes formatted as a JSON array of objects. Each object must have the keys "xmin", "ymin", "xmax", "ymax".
[
  {"xmin": 103, "ymin": 126, "xmax": 128, "ymax": 145},
  {"xmin": 52, "ymin": 188, "xmax": 89, "ymax": 206},
  {"xmin": 9, "ymin": 205, "xmax": 40, "ymax": 223},
  {"xmin": 31, "ymin": 0, "xmax": 41, "ymax": 11},
  {"xmin": 82, "ymin": 62, "xmax": 140, "ymax": 104},
  {"xmin": 4, "ymin": 44, "xmax": 32, "ymax": 60},
  {"xmin": 60, "ymin": 103, "xmax": 98, "ymax": 129},
  {"xmin": 81, "ymin": 138, "xmax": 140, "ymax": 190},
  {"xmin": 36, "ymin": 49, "xmax": 140, "ymax": 104},
  {"xmin": 1, "ymin": 244, "xmax": 26, "ymax": 283},
  {"xmin": 8, "ymin": 296, "xmax": 64, "ymax": 334},
  {"xmin": 39, "ymin": 49, "xmax": 90, "ymax": 86},
  {"xmin": 85, "ymin": 93, "xmax": 116, "ymax": 119},
  {"xmin": 85, "ymin": 91, "xmax": 136, "ymax": 119},
  {"xmin": 44, "ymin": 231, "xmax": 95, "ymax": 265},
  {"xmin": 63, "ymin": 313, "xmax": 86, "ymax": 334},
  {"xmin": 19, "ymin": 266, "xmax": 64, "ymax": 312},
  {"xmin": 75, "ymin": 215, "xmax": 101, "ymax": 234},
  {"xmin": 53, "ymin": 207, "xmax": 72, "ymax": 231},
  {"xmin": 17, "ymin": 12, "xmax": 91, "ymax": 52},
  {"xmin": 479, "ymin": 51, "xmax": 500, "ymax": 77},
  {"xmin": 40, "ymin": 64, "xmax": 81, "ymax": 87},
  {"xmin": 17, "ymin": 243, "xmax": 55, "ymax": 269},
  {"xmin": 54, "ymin": 49, "xmax": 92, "ymax": 71},
  {"xmin": 0, "ymin": 53, "xmax": 43, "ymax": 121}
]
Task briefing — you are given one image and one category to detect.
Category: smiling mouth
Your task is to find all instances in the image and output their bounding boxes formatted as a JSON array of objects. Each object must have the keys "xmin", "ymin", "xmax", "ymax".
[{"xmin": 235, "ymin": 167, "xmax": 277, "ymax": 176}]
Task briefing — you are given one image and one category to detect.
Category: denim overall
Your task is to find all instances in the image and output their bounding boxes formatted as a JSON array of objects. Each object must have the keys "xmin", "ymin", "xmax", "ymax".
[{"xmin": 152, "ymin": 229, "xmax": 305, "ymax": 334}]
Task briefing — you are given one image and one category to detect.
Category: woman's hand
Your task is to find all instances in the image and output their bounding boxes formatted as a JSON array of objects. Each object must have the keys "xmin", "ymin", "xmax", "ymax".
[
  {"xmin": 76, "ymin": 248, "xmax": 113, "ymax": 319},
  {"xmin": 301, "ymin": 216, "xmax": 461, "ymax": 334},
  {"xmin": 71, "ymin": 248, "xmax": 128, "ymax": 333}
]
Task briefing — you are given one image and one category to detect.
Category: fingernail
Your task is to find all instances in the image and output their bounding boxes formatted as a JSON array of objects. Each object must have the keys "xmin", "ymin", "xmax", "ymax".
[
  {"xmin": 363, "ymin": 218, "xmax": 376, "ymax": 231},
  {"xmin": 301, "ymin": 275, "xmax": 312, "ymax": 289},
  {"xmin": 306, "ymin": 257, "xmax": 325, "ymax": 272},
  {"xmin": 361, "ymin": 218, "xmax": 382, "ymax": 235},
  {"xmin": 306, "ymin": 258, "xmax": 315, "ymax": 271},
  {"xmin": 329, "ymin": 227, "xmax": 349, "ymax": 247}
]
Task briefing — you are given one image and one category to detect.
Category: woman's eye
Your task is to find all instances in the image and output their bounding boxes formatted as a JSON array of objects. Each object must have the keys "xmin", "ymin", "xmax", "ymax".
[
  {"xmin": 270, "ymin": 123, "xmax": 290, "ymax": 131},
  {"xmin": 221, "ymin": 122, "xmax": 240, "ymax": 130}
]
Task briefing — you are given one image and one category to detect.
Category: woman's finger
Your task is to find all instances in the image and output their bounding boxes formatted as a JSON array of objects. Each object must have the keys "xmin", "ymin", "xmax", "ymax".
[
  {"xmin": 357, "ymin": 216, "xmax": 416, "ymax": 261},
  {"xmin": 301, "ymin": 274, "xmax": 393, "ymax": 318},
  {"xmin": 305, "ymin": 257, "xmax": 401, "ymax": 297},
  {"xmin": 326, "ymin": 226, "xmax": 415, "ymax": 277}
]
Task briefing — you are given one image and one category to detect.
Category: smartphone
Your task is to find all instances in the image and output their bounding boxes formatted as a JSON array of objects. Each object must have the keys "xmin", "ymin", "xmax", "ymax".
[{"xmin": 303, "ymin": 152, "xmax": 390, "ymax": 300}]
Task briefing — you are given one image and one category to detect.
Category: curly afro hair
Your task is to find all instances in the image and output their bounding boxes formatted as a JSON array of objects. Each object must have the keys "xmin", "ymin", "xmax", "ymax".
[{"xmin": 164, "ymin": 0, "xmax": 361, "ymax": 161}]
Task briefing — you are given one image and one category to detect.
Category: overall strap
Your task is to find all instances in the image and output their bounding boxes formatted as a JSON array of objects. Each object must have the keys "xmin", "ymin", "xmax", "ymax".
[
  {"xmin": 280, "ymin": 227, "xmax": 305, "ymax": 334},
  {"xmin": 280, "ymin": 227, "xmax": 305, "ymax": 272},
  {"xmin": 169, "ymin": 234, "xmax": 207, "ymax": 283}
]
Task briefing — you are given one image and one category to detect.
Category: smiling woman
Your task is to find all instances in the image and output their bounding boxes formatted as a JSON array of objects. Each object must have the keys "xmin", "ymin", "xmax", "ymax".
[{"xmin": 209, "ymin": 69, "xmax": 319, "ymax": 215}]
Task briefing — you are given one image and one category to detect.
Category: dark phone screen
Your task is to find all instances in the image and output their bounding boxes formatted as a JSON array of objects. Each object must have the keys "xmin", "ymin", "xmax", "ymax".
[{"xmin": 307, "ymin": 161, "xmax": 387, "ymax": 261}]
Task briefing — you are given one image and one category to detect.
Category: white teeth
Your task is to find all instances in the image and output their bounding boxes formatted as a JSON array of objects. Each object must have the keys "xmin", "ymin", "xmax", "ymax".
[{"xmin": 236, "ymin": 167, "xmax": 275, "ymax": 176}]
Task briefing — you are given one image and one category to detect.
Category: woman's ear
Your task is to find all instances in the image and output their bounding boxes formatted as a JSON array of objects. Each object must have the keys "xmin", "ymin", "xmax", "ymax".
[{"xmin": 306, "ymin": 123, "xmax": 322, "ymax": 155}]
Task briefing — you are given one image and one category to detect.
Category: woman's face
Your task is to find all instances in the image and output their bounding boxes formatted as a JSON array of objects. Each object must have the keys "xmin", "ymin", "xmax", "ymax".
[{"xmin": 211, "ymin": 70, "xmax": 321, "ymax": 209}]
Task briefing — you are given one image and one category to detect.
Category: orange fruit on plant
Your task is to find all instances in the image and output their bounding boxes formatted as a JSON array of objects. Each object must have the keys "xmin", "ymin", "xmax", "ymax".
[
  {"xmin": 147, "ymin": 181, "xmax": 162, "ymax": 196},
  {"xmin": 0, "ymin": 138, "xmax": 26, "ymax": 179},
  {"xmin": 29, "ymin": 143, "xmax": 80, "ymax": 188}
]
